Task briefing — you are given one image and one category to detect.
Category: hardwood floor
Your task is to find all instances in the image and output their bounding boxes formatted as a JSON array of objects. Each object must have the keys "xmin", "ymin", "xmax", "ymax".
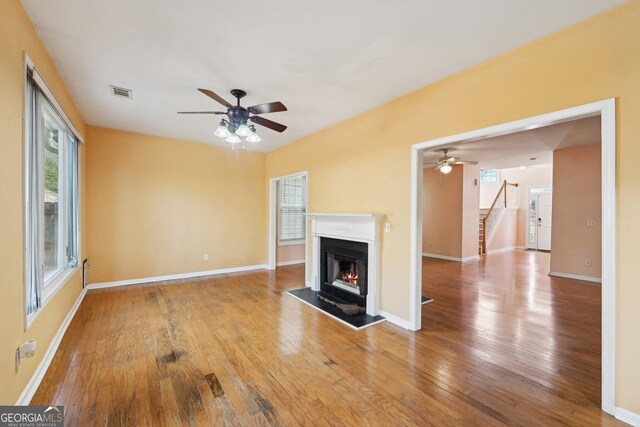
[{"xmin": 32, "ymin": 250, "xmax": 623, "ymax": 426}]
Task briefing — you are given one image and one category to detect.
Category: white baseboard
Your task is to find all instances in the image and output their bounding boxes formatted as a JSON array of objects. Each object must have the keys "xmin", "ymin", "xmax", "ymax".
[
  {"xmin": 616, "ymin": 407, "xmax": 640, "ymax": 426},
  {"xmin": 548, "ymin": 271, "xmax": 602, "ymax": 283},
  {"xmin": 16, "ymin": 287, "xmax": 87, "ymax": 405},
  {"xmin": 422, "ymin": 253, "xmax": 479, "ymax": 263},
  {"xmin": 276, "ymin": 259, "xmax": 305, "ymax": 267},
  {"xmin": 485, "ymin": 246, "xmax": 522, "ymax": 255},
  {"xmin": 380, "ymin": 310, "xmax": 412, "ymax": 330},
  {"xmin": 86, "ymin": 264, "xmax": 268, "ymax": 290}
]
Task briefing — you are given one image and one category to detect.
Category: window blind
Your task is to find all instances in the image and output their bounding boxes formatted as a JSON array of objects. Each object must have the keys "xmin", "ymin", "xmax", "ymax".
[{"xmin": 278, "ymin": 175, "xmax": 306, "ymax": 242}]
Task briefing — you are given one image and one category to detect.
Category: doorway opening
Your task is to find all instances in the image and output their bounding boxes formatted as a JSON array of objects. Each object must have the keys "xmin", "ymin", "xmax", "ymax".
[
  {"xmin": 268, "ymin": 171, "xmax": 308, "ymax": 273},
  {"xmin": 410, "ymin": 99, "xmax": 616, "ymax": 414},
  {"xmin": 526, "ymin": 186, "xmax": 553, "ymax": 251}
]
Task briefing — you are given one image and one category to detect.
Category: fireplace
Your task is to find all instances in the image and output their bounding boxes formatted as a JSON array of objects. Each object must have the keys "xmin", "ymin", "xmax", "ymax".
[
  {"xmin": 308, "ymin": 213, "xmax": 382, "ymax": 317},
  {"xmin": 320, "ymin": 237, "xmax": 368, "ymax": 306}
]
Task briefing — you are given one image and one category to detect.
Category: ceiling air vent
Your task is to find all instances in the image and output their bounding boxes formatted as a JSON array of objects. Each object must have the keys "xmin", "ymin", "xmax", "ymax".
[{"xmin": 110, "ymin": 85, "xmax": 132, "ymax": 99}]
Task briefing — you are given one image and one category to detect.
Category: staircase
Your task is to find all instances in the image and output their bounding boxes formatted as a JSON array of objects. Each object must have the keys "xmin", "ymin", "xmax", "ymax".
[
  {"xmin": 478, "ymin": 211, "xmax": 487, "ymax": 254},
  {"xmin": 479, "ymin": 180, "xmax": 518, "ymax": 254}
]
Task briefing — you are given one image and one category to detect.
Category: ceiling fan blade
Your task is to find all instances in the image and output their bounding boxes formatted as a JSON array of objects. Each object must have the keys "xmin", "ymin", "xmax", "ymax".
[
  {"xmin": 423, "ymin": 162, "xmax": 439, "ymax": 168},
  {"xmin": 248, "ymin": 101, "xmax": 287, "ymax": 115},
  {"xmin": 250, "ymin": 115, "xmax": 287, "ymax": 133},
  {"xmin": 453, "ymin": 160, "xmax": 479, "ymax": 165},
  {"xmin": 177, "ymin": 111, "xmax": 226, "ymax": 114},
  {"xmin": 197, "ymin": 88, "xmax": 232, "ymax": 108}
]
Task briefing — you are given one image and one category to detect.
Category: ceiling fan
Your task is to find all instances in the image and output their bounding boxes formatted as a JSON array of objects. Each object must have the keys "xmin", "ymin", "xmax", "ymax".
[
  {"xmin": 424, "ymin": 148, "xmax": 478, "ymax": 174},
  {"xmin": 178, "ymin": 88, "xmax": 287, "ymax": 145}
]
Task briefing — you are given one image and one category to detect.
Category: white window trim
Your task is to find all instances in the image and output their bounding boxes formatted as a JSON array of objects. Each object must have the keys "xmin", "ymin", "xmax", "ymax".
[
  {"xmin": 23, "ymin": 53, "xmax": 82, "ymax": 330},
  {"xmin": 24, "ymin": 55, "xmax": 84, "ymax": 143}
]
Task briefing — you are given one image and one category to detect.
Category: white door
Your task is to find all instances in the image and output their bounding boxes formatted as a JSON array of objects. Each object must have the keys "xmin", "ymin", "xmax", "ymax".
[
  {"xmin": 526, "ymin": 197, "xmax": 538, "ymax": 249},
  {"xmin": 537, "ymin": 194, "xmax": 552, "ymax": 251}
]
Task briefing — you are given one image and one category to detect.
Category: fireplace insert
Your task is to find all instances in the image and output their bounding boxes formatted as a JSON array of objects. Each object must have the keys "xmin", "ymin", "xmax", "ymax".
[{"xmin": 320, "ymin": 237, "xmax": 368, "ymax": 306}]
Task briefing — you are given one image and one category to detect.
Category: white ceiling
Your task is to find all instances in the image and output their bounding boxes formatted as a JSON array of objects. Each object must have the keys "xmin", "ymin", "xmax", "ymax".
[
  {"xmin": 21, "ymin": 0, "xmax": 624, "ymax": 152},
  {"xmin": 423, "ymin": 115, "xmax": 601, "ymax": 170}
]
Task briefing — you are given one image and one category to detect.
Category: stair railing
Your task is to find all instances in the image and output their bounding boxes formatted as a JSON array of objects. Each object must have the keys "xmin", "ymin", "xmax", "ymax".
[{"xmin": 481, "ymin": 180, "xmax": 518, "ymax": 254}]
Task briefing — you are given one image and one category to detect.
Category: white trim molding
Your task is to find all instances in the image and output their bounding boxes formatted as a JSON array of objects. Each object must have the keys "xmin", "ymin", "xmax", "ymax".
[
  {"xmin": 276, "ymin": 259, "xmax": 305, "ymax": 267},
  {"xmin": 17, "ymin": 287, "xmax": 87, "ymax": 405},
  {"xmin": 24, "ymin": 54, "xmax": 84, "ymax": 143},
  {"xmin": 87, "ymin": 264, "xmax": 267, "ymax": 290},
  {"xmin": 548, "ymin": 271, "xmax": 602, "ymax": 284},
  {"xmin": 379, "ymin": 310, "xmax": 412, "ymax": 330},
  {"xmin": 615, "ymin": 407, "xmax": 640, "ymax": 426},
  {"xmin": 485, "ymin": 246, "xmax": 523, "ymax": 255},
  {"xmin": 422, "ymin": 253, "xmax": 479, "ymax": 262},
  {"xmin": 409, "ymin": 98, "xmax": 616, "ymax": 414}
]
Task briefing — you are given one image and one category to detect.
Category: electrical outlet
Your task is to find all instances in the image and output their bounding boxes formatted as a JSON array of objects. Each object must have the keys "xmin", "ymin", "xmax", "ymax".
[
  {"xmin": 585, "ymin": 259, "xmax": 592, "ymax": 266},
  {"xmin": 586, "ymin": 220, "xmax": 597, "ymax": 227},
  {"xmin": 16, "ymin": 340, "xmax": 36, "ymax": 369},
  {"xmin": 203, "ymin": 254, "xmax": 209, "ymax": 261}
]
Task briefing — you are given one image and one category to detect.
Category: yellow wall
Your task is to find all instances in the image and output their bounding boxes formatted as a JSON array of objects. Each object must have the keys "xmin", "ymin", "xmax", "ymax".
[
  {"xmin": 265, "ymin": 1, "xmax": 640, "ymax": 412},
  {"xmin": 85, "ymin": 127, "xmax": 267, "ymax": 283},
  {"xmin": 0, "ymin": 0, "xmax": 87, "ymax": 404}
]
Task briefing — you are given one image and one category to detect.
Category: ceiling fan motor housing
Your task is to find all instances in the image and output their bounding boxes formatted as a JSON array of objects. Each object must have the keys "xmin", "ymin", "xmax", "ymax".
[{"xmin": 226, "ymin": 106, "xmax": 249, "ymax": 132}]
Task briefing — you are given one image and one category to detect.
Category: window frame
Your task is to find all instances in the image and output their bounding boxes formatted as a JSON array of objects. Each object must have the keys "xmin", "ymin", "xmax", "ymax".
[
  {"xmin": 277, "ymin": 174, "xmax": 307, "ymax": 246},
  {"xmin": 480, "ymin": 169, "xmax": 500, "ymax": 184},
  {"xmin": 23, "ymin": 54, "xmax": 83, "ymax": 330}
]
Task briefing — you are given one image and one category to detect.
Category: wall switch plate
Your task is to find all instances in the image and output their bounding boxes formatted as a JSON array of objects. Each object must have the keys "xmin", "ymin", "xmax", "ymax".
[
  {"xmin": 586, "ymin": 259, "xmax": 592, "ymax": 266},
  {"xmin": 587, "ymin": 220, "xmax": 597, "ymax": 227},
  {"xmin": 385, "ymin": 223, "xmax": 391, "ymax": 233},
  {"xmin": 203, "ymin": 254, "xmax": 209, "ymax": 261}
]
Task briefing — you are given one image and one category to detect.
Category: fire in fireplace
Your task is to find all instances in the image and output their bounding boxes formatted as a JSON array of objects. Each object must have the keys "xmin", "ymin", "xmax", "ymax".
[{"xmin": 320, "ymin": 237, "xmax": 368, "ymax": 307}]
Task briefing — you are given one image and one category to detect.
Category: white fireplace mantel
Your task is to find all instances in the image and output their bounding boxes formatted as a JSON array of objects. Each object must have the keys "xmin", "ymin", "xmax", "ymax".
[{"xmin": 307, "ymin": 213, "xmax": 383, "ymax": 316}]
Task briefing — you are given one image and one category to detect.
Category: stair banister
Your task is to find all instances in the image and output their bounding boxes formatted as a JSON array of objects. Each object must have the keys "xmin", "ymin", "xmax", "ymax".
[{"xmin": 481, "ymin": 180, "xmax": 518, "ymax": 254}]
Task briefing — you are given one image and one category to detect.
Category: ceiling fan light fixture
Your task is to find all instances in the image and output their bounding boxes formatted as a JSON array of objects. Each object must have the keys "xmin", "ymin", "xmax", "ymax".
[
  {"xmin": 246, "ymin": 131, "xmax": 261, "ymax": 143},
  {"xmin": 180, "ymin": 88, "xmax": 288, "ymax": 147},
  {"xmin": 440, "ymin": 164, "xmax": 453, "ymax": 174},
  {"xmin": 235, "ymin": 124, "xmax": 252, "ymax": 137},
  {"xmin": 214, "ymin": 122, "xmax": 231, "ymax": 138},
  {"xmin": 225, "ymin": 133, "xmax": 241, "ymax": 144}
]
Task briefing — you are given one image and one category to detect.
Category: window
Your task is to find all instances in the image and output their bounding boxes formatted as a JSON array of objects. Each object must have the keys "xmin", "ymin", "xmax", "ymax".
[
  {"xmin": 278, "ymin": 175, "xmax": 306, "ymax": 244},
  {"xmin": 480, "ymin": 169, "xmax": 499, "ymax": 184},
  {"xmin": 529, "ymin": 186, "xmax": 553, "ymax": 194},
  {"xmin": 25, "ymin": 62, "xmax": 80, "ymax": 325}
]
